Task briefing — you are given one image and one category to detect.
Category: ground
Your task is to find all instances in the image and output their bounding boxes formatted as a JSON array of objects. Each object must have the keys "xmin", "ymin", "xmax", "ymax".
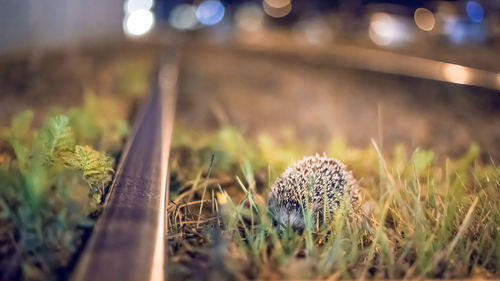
[{"xmin": 177, "ymin": 39, "xmax": 500, "ymax": 162}]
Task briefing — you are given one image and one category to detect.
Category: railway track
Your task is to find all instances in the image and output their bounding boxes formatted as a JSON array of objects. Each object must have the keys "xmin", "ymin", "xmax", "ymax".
[
  {"xmin": 68, "ymin": 34, "xmax": 499, "ymax": 281},
  {"xmin": 195, "ymin": 36, "xmax": 500, "ymax": 91},
  {"xmin": 71, "ymin": 52, "xmax": 178, "ymax": 281}
]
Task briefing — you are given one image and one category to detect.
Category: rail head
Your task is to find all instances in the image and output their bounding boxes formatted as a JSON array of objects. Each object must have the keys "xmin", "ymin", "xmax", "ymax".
[
  {"xmin": 198, "ymin": 36, "xmax": 500, "ymax": 92},
  {"xmin": 71, "ymin": 52, "xmax": 179, "ymax": 281}
]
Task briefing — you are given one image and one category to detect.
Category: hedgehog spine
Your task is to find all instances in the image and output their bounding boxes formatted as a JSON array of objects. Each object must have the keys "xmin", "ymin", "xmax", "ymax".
[{"xmin": 267, "ymin": 153, "xmax": 358, "ymax": 230}]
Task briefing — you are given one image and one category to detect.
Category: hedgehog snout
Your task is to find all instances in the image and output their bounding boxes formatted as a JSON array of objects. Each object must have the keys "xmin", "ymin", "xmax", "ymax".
[{"xmin": 268, "ymin": 195, "xmax": 305, "ymax": 231}]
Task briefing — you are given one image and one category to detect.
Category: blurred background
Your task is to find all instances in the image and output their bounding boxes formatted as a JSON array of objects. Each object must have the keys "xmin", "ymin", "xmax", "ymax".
[{"xmin": 1, "ymin": 0, "xmax": 499, "ymax": 160}]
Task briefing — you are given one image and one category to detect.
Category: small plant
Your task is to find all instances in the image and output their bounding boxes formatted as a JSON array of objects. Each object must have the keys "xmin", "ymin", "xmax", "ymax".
[
  {"xmin": 0, "ymin": 110, "xmax": 114, "ymax": 280},
  {"xmin": 66, "ymin": 145, "xmax": 114, "ymax": 203},
  {"xmin": 0, "ymin": 54, "xmax": 153, "ymax": 280}
]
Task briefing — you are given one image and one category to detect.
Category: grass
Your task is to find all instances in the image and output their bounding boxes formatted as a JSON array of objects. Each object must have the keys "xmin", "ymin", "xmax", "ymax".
[
  {"xmin": 0, "ymin": 87, "xmax": 147, "ymax": 280},
  {"xmin": 167, "ymin": 124, "xmax": 500, "ymax": 280},
  {"xmin": 0, "ymin": 53, "xmax": 154, "ymax": 280},
  {"xmin": 0, "ymin": 108, "xmax": 114, "ymax": 280}
]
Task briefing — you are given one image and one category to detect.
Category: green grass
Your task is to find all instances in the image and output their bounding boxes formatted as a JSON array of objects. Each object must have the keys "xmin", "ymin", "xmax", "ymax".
[
  {"xmin": 0, "ymin": 54, "xmax": 153, "ymax": 280},
  {"xmin": 0, "ymin": 92, "xmax": 132, "ymax": 280},
  {"xmin": 167, "ymin": 125, "xmax": 500, "ymax": 280}
]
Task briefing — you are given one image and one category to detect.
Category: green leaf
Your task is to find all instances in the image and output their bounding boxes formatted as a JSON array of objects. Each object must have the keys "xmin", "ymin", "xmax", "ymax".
[
  {"xmin": 66, "ymin": 145, "xmax": 113, "ymax": 198},
  {"xmin": 39, "ymin": 115, "xmax": 75, "ymax": 161}
]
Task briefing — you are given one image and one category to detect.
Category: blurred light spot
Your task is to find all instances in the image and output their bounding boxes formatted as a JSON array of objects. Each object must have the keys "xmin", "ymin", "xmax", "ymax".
[
  {"xmin": 169, "ymin": 4, "xmax": 198, "ymax": 30},
  {"xmin": 196, "ymin": 1, "xmax": 225, "ymax": 26},
  {"xmin": 442, "ymin": 64, "xmax": 469, "ymax": 84},
  {"xmin": 125, "ymin": 0, "xmax": 153, "ymax": 14},
  {"xmin": 369, "ymin": 13, "xmax": 410, "ymax": 46},
  {"xmin": 414, "ymin": 8, "xmax": 435, "ymax": 31},
  {"xmin": 235, "ymin": 3, "xmax": 264, "ymax": 32},
  {"xmin": 124, "ymin": 9, "xmax": 155, "ymax": 37},
  {"xmin": 263, "ymin": 0, "xmax": 291, "ymax": 18},
  {"xmin": 497, "ymin": 74, "xmax": 500, "ymax": 87},
  {"xmin": 293, "ymin": 17, "xmax": 332, "ymax": 45},
  {"xmin": 466, "ymin": 1, "xmax": 484, "ymax": 23},
  {"xmin": 265, "ymin": 0, "xmax": 290, "ymax": 9}
]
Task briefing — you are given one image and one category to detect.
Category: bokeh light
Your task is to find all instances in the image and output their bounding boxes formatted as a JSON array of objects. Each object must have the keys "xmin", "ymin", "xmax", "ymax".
[
  {"xmin": 442, "ymin": 64, "xmax": 469, "ymax": 84},
  {"xmin": 265, "ymin": 0, "xmax": 290, "ymax": 9},
  {"xmin": 369, "ymin": 13, "xmax": 410, "ymax": 46},
  {"xmin": 124, "ymin": 9, "xmax": 155, "ymax": 37},
  {"xmin": 263, "ymin": 0, "xmax": 291, "ymax": 18},
  {"xmin": 169, "ymin": 4, "xmax": 198, "ymax": 30},
  {"xmin": 369, "ymin": 13, "xmax": 395, "ymax": 46},
  {"xmin": 466, "ymin": 1, "xmax": 484, "ymax": 23},
  {"xmin": 125, "ymin": 0, "xmax": 153, "ymax": 14},
  {"xmin": 196, "ymin": 1, "xmax": 225, "ymax": 26},
  {"xmin": 414, "ymin": 8, "xmax": 435, "ymax": 31}
]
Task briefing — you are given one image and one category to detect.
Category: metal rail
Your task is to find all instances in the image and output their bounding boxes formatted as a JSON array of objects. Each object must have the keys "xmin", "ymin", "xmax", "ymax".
[
  {"xmin": 71, "ymin": 52, "xmax": 178, "ymax": 281},
  {"xmin": 202, "ymin": 36, "xmax": 500, "ymax": 91}
]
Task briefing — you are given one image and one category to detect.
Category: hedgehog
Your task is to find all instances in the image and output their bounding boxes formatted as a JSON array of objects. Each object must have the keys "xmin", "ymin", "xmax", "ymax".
[{"xmin": 267, "ymin": 153, "xmax": 359, "ymax": 231}]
